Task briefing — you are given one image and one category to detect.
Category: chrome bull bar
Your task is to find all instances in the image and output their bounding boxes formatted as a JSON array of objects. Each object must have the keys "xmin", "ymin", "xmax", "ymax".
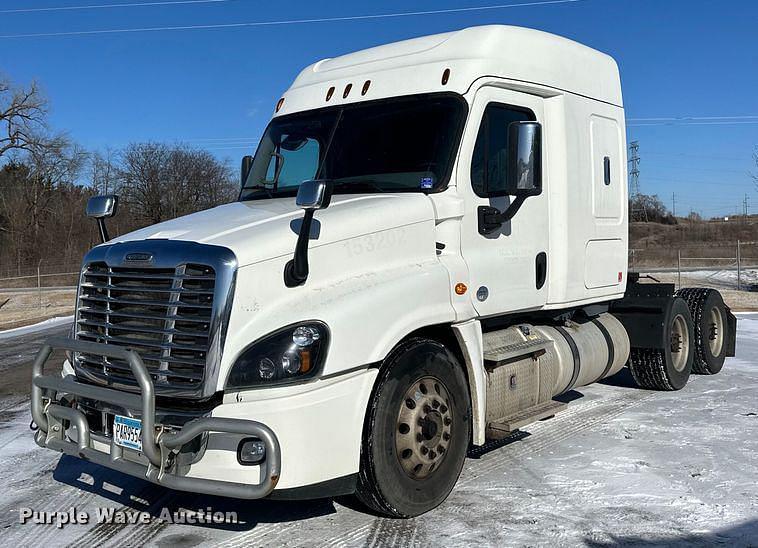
[{"xmin": 31, "ymin": 337, "xmax": 281, "ymax": 499}]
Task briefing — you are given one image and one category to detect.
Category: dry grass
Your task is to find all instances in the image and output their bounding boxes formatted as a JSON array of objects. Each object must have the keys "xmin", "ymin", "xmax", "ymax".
[
  {"xmin": 641, "ymin": 272, "xmax": 758, "ymax": 311},
  {"xmin": 630, "ymin": 221, "xmax": 758, "ymax": 269},
  {"xmin": 0, "ymin": 289, "xmax": 76, "ymax": 330}
]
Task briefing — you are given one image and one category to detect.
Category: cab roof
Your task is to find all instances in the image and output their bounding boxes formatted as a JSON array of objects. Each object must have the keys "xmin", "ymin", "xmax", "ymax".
[{"xmin": 277, "ymin": 25, "xmax": 622, "ymax": 116}]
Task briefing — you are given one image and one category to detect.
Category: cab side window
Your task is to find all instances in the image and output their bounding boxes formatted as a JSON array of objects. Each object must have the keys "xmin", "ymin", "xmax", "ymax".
[
  {"xmin": 267, "ymin": 136, "xmax": 320, "ymax": 190},
  {"xmin": 471, "ymin": 104, "xmax": 536, "ymax": 197}
]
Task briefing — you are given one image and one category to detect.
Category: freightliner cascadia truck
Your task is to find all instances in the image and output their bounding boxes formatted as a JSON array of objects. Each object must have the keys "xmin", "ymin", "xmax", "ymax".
[{"xmin": 31, "ymin": 25, "xmax": 736, "ymax": 517}]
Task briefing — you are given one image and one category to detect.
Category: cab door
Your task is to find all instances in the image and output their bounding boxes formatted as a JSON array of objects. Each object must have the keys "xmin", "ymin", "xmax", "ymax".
[{"xmin": 459, "ymin": 86, "xmax": 549, "ymax": 317}]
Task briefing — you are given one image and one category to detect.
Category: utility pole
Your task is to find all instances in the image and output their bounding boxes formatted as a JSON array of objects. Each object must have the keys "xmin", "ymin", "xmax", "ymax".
[
  {"xmin": 628, "ymin": 141, "xmax": 648, "ymax": 222},
  {"xmin": 744, "ymin": 194, "xmax": 750, "ymax": 221},
  {"xmin": 737, "ymin": 240, "xmax": 742, "ymax": 291},
  {"xmin": 672, "ymin": 192, "xmax": 676, "ymax": 217}
]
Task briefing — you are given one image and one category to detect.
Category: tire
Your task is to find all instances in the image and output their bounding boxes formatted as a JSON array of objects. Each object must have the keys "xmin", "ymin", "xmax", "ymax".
[
  {"xmin": 628, "ymin": 297, "xmax": 695, "ymax": 391},
  {"xmin": 355, "ymin": 338, "xmax": 471, "ymax": 518},
  {"xmin": 675, "ymin": 287, "xmax": 728, "ymax": 375}
]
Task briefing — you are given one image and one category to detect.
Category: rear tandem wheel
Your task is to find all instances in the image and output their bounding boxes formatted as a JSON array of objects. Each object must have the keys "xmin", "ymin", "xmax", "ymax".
[
  {"xmin": 676, "ymin": 287, "xmax": 728, "ymax": 375},
  {"xmin": 628, "ymin": 296, "xmax": 695, "ymax": 391}
]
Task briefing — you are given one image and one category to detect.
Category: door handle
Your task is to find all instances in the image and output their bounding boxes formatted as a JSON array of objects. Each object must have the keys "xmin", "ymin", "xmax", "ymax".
[{"xmin": 536, "ymin": 252, "xmax": 547, "ymax": 290}]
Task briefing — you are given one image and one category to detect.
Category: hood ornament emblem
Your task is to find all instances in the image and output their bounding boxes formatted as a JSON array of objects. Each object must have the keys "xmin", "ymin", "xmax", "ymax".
[{"xmin": 124, "ymin": 252, "xmax": 154, "ymax": 264}]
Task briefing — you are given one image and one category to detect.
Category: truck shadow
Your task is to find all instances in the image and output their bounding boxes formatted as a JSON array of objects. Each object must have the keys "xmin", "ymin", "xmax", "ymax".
[
  {"xmin": 599, "ymin": 367, "xmax": 640, "ymax": 389},
  {"xmin": 584, "ymin": 518, "xmax": 758, "ymax": 546},
  {"xmin": 52, "ymin": 455, "xmax": 337, "ymax": 531}
]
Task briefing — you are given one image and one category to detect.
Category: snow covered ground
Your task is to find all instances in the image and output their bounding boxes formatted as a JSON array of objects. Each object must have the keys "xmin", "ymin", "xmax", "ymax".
[
  {"xmin": 1, "ymin": 318, "xmax": 757, "ymax": 546},
  {"xmin": 682, "ymin": 269, "xmax": 758, "ymax": 290},
  {"xmin": 0, "ymin": 315, "xmax": 73, "ymax": 341}
]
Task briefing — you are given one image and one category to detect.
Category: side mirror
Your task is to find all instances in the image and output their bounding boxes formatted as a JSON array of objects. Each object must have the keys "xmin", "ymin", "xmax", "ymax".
[
  {"xmin": 240, "ymin": 155, "xmax": 253, "ymax": 187},
  {"xmin": 477, "ymin": 121, "xmax": 542, "ymax": 235},
  {"xmin": 505, "ymin": 121, "xmax": 542, "ymax": 197},
  {"xmin": 295, "ymin": 179, "xmax": 333, "ymax": 210},
  {"xmin": 86, "ymin": 195, "xmax": 118, "ymax": 243},
  {"xmin": 86, "ymin": 195, "xmax": 118, "ymax": 219},
  {"xmin": 284, "ymin": 180, "xmax": 334, "ymax": 287}
]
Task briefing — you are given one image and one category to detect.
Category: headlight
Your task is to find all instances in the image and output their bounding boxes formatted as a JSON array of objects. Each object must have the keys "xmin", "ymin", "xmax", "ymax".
[{"xmin": 225, "ymin": 322, "xmax": 328, "ymax": 389}]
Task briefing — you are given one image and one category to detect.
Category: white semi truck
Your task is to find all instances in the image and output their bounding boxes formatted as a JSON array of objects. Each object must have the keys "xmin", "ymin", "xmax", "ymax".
[{"xmin": 32, "ymin": 25, "xmax": 736, "ymax": 517}]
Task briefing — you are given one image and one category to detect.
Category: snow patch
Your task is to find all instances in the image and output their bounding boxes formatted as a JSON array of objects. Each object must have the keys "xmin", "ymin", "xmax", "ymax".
[{"xmin": 0, "ymin": 315, "xmax": 73, "ymax": 341}]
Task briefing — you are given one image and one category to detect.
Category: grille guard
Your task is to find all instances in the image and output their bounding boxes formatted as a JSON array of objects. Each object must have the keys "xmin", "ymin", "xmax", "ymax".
[{"xmin": 32, "ymin": 337, "xmax": 281, "ymax": 500}]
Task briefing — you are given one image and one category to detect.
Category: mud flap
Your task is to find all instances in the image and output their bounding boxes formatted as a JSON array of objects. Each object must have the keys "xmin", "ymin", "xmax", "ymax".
[{"xmin": 724, "ymin": 307, "xmax": 737, "ymax": 358}]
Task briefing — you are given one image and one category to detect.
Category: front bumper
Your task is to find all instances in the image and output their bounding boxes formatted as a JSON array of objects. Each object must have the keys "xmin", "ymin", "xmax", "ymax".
[{"xmin": 31, "ymin": 337, "xmax": 281, "ymax": 499}]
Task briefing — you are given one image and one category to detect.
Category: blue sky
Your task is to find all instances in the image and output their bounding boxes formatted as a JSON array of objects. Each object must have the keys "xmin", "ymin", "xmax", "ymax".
[{"xmin": 1, "ymin": 0, "xmax": 756, "ymax": 217}]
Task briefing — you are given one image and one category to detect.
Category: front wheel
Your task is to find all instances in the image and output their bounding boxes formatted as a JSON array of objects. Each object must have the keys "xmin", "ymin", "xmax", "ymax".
[{"xmin": 355, "ymin": 338, "xmax": 471, "ymax": 518}]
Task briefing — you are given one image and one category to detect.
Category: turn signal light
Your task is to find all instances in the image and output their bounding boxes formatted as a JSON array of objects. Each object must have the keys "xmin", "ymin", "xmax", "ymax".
[{"xmin": 455, "ymin": 283, "xmax": 467, "ymax": 295}]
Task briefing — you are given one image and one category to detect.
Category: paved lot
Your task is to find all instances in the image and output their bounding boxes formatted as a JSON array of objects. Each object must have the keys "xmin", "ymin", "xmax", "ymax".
[{"xmin": 0, "ymin": 317, "xmax": 756, "ymax": 547}]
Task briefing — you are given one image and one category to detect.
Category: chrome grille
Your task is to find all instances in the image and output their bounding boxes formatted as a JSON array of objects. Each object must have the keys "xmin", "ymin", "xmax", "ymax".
[{"xmin": 75, "ymin": 261, "xmax": 216, "ymax": 391}]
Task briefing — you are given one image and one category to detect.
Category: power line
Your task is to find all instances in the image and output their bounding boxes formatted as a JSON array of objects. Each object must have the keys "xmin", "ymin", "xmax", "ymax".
[
  {"xmin": 644, "ymin": 151, "xmax": 747, "ymax": 162},
  {"xmin": 185, "ymin": 136, "xmax": 258, "ymax": 142},
  {"xmin": 649, "ymin": 165, "xmax": 749, "ymax": 175},
  {"xmin": 0, "ymin": 0, "xmax": 590, "ymax": 39},
  {"xmin": 627, "ymin": 115, "xmax": 758, "ymax": 122},
  {"xmin": 0, "ymin": 0, "xmax": 233, "ymax": 14},
  {"xmin": 629, "ymin": 120, "xmax": 758, "ymax": 127},
  {"xmin": 645, "ymin": 176, "xmax": 754, "ymax": 188}
]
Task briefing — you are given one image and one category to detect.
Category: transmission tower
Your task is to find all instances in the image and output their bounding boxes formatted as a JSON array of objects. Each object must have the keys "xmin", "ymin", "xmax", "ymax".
[{"xmin": 628, "ymin": 141, "xmax": 648, "ymax": 222}]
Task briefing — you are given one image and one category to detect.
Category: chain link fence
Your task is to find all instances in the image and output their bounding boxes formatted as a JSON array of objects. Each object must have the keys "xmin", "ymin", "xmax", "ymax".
[
  {"xmin": 630, "ymin": 241, "xmax": 758, "ymax": 292},
  {"xmin": 0, "ymin": 262, "xmax": 80, "ymax": 329},
  {"xmin": 3, "ymin": 242, "xmax": 757, "ymax": 329}
]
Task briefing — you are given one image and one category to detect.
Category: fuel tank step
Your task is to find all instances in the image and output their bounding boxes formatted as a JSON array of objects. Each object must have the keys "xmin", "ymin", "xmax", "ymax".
[
  {"xmin": 486, "ymin": 400, "xmax": 567, "ymax": 440},
  {"xmin": 483, "ymin": 337, "xmax": 551, "ymax": 369}
]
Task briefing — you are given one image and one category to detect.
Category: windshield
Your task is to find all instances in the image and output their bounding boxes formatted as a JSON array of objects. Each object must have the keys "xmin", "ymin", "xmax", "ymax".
[{"xmin": 240, "ymin": 93, "xmax": 467, "ymax": 200}]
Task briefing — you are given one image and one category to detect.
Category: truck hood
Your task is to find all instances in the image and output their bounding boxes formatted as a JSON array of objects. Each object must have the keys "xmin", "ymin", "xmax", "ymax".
[{"xmin": 112, "ymin": 193, "xmax": 436, "ymax": 267}]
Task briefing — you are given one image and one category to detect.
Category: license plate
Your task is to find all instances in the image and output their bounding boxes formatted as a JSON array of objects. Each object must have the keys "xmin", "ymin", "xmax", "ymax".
[{"xmin": 113, "ymin": 415, "xmax": 142, "ymax": 452}]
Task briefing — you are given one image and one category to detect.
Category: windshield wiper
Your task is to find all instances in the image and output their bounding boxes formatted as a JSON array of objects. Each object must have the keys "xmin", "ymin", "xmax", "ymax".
[{"xmin": 241, "ymin": 184, "xmax": 273, "ymax": 199}]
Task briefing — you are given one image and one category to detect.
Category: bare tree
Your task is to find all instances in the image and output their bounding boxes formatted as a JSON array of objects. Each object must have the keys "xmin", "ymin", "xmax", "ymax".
[
  {"xmin": 0, "ymin": 75, "xmax": 49, "ymax": 160},
  {"xmin": 90, "ymin": 147, "xmax": 120, "ymax": 194},
  {"xmin": 0, "ymin": 137, "xmax": 87, "ymax": 269},
  {"xmin": 118, "ymin": 142, "xmax": 236, "ymax": 224},
  {"xmin": 629, "ymin": 193, "xmax": 675, "ymax": 224}
]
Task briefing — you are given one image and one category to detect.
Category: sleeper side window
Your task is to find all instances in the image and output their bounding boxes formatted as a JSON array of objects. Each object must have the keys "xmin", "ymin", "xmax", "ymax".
[{"xmin": 471, "ymin": 104, "xmax": 536, "ymax": 197}]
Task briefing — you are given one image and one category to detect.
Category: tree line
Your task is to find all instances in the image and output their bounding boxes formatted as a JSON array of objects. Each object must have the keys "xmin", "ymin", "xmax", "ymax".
[{"xmin": 0, "ymin": 75, "xmax": 238, "ymax": 279}]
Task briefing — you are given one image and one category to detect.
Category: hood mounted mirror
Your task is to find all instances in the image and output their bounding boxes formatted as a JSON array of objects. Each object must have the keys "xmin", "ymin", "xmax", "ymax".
[{"xmin": 284, "ymin": 180, "xmax": 333, "ymax": 287}]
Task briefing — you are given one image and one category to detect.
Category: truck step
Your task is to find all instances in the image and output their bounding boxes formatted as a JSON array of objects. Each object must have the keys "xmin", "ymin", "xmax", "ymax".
[
  {"xmin": 483, "ymin": 337, "xmax": 551, "ymax": 369},
  {"xmin": 486, "ymin": 400, "xmax": 567, "ymax": 440}
]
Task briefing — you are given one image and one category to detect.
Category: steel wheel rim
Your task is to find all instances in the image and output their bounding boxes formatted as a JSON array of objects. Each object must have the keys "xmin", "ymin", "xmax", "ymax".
[
  {"xmin": 395, "ymin": 376, "xmax": 453, "ymax": 479},
  {"xmin": 707, "ymin": 305, "xmax": 724, "ymax": 357},
  {"xmin": 670, "ymin": 313, "xmax": 690, "ymax": 372}
]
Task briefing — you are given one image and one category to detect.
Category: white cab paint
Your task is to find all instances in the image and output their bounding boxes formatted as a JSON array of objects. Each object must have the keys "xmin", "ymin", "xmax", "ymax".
[
  {"xmin": 458, "ymin": 84, "xmax": 550, "ymax": 316},
  {"xmin": 94, "ymin": 26, "xmax": 629, "ymax": 490}
]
